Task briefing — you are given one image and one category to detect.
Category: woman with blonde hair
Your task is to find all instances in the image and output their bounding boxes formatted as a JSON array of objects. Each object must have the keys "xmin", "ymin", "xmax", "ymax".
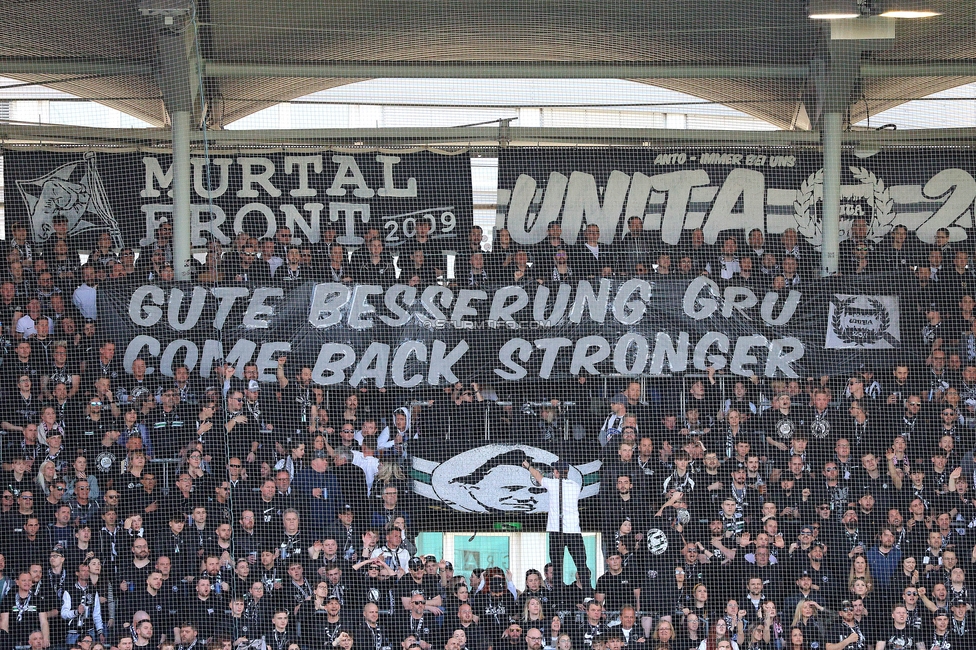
[
  {"xmin": 35, "ymin": 460, "xmax": 58, "ymax": 497},
  {"xmin": 789, "ymin": 601, "xmax": 824, "ymax": 650},
  {"xmin": 522, "ymin": 596, "xmax": 547, "ymax": 627}
]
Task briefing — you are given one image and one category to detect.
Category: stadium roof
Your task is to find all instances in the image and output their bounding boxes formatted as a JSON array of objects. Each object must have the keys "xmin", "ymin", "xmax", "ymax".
[{"xmin": 0, "ymin": 0, "xmax": 969, "ymax": 133}]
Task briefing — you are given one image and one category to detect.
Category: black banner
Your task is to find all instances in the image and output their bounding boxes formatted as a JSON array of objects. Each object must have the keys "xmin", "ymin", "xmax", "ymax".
[
  {"xmin": 2, "ymin": 150, "xmax": 473, "ymax": 251},
  {"xmin": 97, "ymin": 277, "xmax": 903, "ymax": 387},
  {"xmin": 496, "ymin": 147, "xmax": 976, "ymax": 248}
]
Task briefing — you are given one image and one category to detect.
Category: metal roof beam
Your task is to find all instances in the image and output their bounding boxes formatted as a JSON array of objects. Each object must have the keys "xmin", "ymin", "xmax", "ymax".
[
  {"xmin": 202, "ymin": 61, "xmax": 812, "ymax": 80},
  {"xmin": 201, "ymin": 61, "xmax": 976, "ymax": 80},
  {"xmin": 0, "ymin": 59, "xmax": 971, "ymax": 83},
  {"xmin": 4, "ymin": 124, "xmax": 976, "ymax": 148},
  {"xmin": 0, "ymin": 58, "xmax": 153, "ymax": 76}
]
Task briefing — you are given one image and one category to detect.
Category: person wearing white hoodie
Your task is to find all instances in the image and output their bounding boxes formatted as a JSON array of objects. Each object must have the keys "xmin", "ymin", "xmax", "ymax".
[{"xmin": 378, "ymin": 407, "xmax": 418, "ymax": 460}]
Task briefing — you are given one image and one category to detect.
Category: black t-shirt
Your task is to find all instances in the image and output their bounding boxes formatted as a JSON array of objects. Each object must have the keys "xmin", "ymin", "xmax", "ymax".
[
  {"xmin": 0, "ymin": 590, "xmax": 43, "ymax": 646},
  {"xmin": 91, "ymin": 442, "xmax": 122, "ymax": 479},
  {"xmin": 3, "ymin": 393, "xmax": 40, "ymax": 430},
  {"xmin": 2, "ymin": 359, "xmax": 41, "ymax": 392},
  {"xmin": 926, "ymin": 629, "xmax": 959, "ymax": 650},
  {"xmin": 594, "ymin": 568, "xmax": 638, "ymax": 612},
  {"xmin": 395, "ymin": 574, "xmax": 440, "ymax": 605},
  {"xmin": 879, "ymin": 622, "xmax": 918, "ymax": 650},
  {"xmin": 279, "ymin": 383, "xmax": 316, "ymax": 433},
  {"xmin": 298, "ymin": 607, "xmax": 348, "ymax": 647},
  {"xmin": 0, "ymin": 471, "xmax": 32, "ymax": 497},
  {"xmin": 826, "ymin": 621, "xmax": 874, "ymax": 650}
]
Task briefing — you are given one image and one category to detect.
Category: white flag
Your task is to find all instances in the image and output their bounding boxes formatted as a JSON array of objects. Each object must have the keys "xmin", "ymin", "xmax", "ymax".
[{"xmin": 825, "ymin": 294, "xmax": 900, "ymax": 349}]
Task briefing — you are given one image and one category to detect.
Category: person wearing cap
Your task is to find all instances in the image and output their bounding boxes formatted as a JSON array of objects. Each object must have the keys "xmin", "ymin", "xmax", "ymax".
[
  {"xmin": 831, "ymin": 510, "xmax": 865, "ymax": 560},
  {"xmin": 398, "ymin": 556, "xmax": 443, "ymax": 614},
  {"xmin": 802, "ymin": 542, "xmax": 834, "ymax": 596},
  {"xmin": 928, "ymin": 607, "xmax": 954, "ymax": 650},
  {"xmin": 324, "ymin": 505, "xmax": 361, "ymax": 563},
  {"xmin": 434, "ymin": 559, "xmax": 455, "ymax": 591},
  {"xmin": 523, "ymin": 458, "xmax": 590, "ymax": 592},
  {"xmin": 948, "ymin": 598, "xmax": 971, "ymax": 645},
  {"xmin": 826, "ymin": 600, "xmax": 866, "ymax": 650},
  {"xmin": 144, "ymin": 385, "xmax": 186, "ymax": 460},
  {"xmin": 297, "ymin": 585, "xmax": 346, "ymax": 647},
  {"xmin": 782, "ymin": 570, "xmax": 824, "ymax": 614},
  {"xmin": 243, "ymin": 379, "xmax": 277, "ymax": 464},
  {"xmin": 790, "ymin": 526, "xmax": 817, "ymax": 559}
]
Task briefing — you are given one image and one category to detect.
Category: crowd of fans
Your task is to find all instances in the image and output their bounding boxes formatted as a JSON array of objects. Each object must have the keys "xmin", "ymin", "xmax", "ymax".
[{"xmin": 0, "ymin": 211, "xmax": 973, "ymax": 650}]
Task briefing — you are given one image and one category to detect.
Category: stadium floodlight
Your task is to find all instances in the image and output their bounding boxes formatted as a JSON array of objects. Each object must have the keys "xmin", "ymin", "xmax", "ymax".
[
  {"xmin": 877, "ymin": 0, "xmax": 942, "ymax": 17},
  {"xmin": 809, "ymin": 0, "xmax": 861, "ymax": 19}
]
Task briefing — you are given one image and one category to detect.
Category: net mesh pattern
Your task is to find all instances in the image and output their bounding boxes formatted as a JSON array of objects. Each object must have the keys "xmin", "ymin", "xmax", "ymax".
[{"xmin": 0, "ymin": 3, "xmax": 970, "ymax": 650}]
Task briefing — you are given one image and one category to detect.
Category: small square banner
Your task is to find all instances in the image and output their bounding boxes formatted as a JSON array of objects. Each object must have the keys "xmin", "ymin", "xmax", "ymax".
[{"xmin": 825, "ymin": 294, "xmax": 900, "ymax": 349}]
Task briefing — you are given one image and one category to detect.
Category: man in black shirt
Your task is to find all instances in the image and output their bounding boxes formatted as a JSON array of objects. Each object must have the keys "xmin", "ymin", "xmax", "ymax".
[
  {"xmin": 398, "ymin": 557, "xmax": 442, "ymax": 614},
  {"xmin": 572, "ymin": 599, "xmax": 608, "ymax": 649},
  {"xmin": 928, "ymin": 608, "xmax": 956, "ymax": 650},
  {"xmin": 147, "ymin": 389, "xmax": 189, "ymax": 460},
  {"xmin": 282, "ymin": 560, "xmax": 313, "ymax": 616},
  {"xmin": 119, "ymin": 571, "xmax": 174, "ymax": 643},
  {"xmin": 949, "ymin": 599, "xmax": 971, "ymax": 647},
  {"xmin": 224, "ymin": 390, "xmax": 260, "ymax": 464},
  {"xmin": 119, "ymin": 538, "xmax": 153, "ymax": 595},
  {"xmin": 355, "ymin": 602, "xmax": 393, "ymax": 650},
  {"xmin": 2, "ymin": 375, "xmax": 41, "ymax": 436},
  {"xmin": 397, "ymin": 592, "xmax": 444, "ymax": 650},
  {"xmin": 3, "ymin": 344, "xmax": 40, "ymax": 393},
  {"xmin": 876, "ymin": 604, "xmax": 918, "ymax": 650},
  {"xmin": 0, "ymin": 571, "xmax": 50, "ymax": 648},
  {"xmin": 594, "ymin": 552, "xmax": 637, "ymax": 614},
  {"xmin": 827, "ymin": 600, "xmax": 867, "ymax": 650},
  {"xmin": 184, "ymin": 578, "xmax": 224, "ymax": 643}
]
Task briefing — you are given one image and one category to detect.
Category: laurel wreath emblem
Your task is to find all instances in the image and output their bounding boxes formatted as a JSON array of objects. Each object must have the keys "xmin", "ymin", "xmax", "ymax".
[
  {"xmin": 793, "ymin": 167, "xmax": 895, "ymax": 246},
  {"xmin": 829, "ymin": 296, "xmax": 892, "ymax": 346}
]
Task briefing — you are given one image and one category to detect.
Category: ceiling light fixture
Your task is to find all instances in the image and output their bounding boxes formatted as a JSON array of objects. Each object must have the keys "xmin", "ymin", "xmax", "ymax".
[
  {"xmin": 809, "ymin": 0, "xmax": 860, "ymax": 19},
  {"xmin": 878, "ymin": 0, "xmax": 941, "ymax": 18}
]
